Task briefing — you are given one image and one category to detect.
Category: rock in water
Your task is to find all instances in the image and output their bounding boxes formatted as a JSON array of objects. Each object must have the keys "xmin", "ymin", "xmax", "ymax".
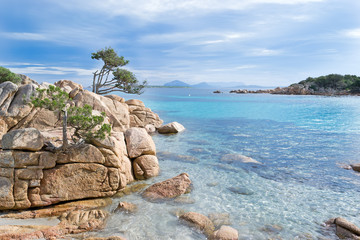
[
  {"xmin": 125, "ymin": 127, "xmax": 156, "ymax": 158},
  {"xmin": 142, "ymin": 173, "xmax": 191, "ymax": 201},
  {"xmin": 158, "ymin": 122, "xmax": 185, "ymax": 134},
  {"xmin": 221, "ymin": 153, "xmax": 261, "ymax": 164},
  {"xmin": 180, "ymin": 212, "xmax": 215, "ymax": 237},
  {"xmin": 210, "ymin": 225, "xmax": 239, "ymax": 240},
  {"xmin": 133, "ymin": 155, "xmax": 160, "ymax": 180},
  {"xmin": 2, "ymin": 128, "xmax": 44, "ymax": 151}
]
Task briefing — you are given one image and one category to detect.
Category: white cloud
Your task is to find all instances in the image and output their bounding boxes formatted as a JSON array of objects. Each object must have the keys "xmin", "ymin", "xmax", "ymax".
[
  {"xmin": 249, "ymin": 48, "xmax": 282, "ymax": 56},
  {"xmin": 343, "ymin": 28, "xmax": 360, "ymax": 38},
  {"xmin": 54, "ymin": 0, "xmax": 324, "ymax": 20},
  {"xmin": 1, "ymin": 32, "xmax": 47, "ymax": 41},
  {"xmin": 9, "ymin": 66, "xmax": 95, "ymax": 76}
]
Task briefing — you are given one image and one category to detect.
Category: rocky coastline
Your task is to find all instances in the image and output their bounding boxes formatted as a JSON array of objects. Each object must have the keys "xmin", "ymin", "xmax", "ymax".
[{"xmin": 1, "ymin": 76, "xmax": 360, "ymax": 239}]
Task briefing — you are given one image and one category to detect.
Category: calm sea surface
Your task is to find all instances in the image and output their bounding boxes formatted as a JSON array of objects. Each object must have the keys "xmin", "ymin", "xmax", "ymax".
[
  {"xmin": 100, "ymin": 88, "xmax": 360, "ymax": 239},
  {"xmin": 6, "ymin": 88, "xmax": 360, "ymax": 239}
]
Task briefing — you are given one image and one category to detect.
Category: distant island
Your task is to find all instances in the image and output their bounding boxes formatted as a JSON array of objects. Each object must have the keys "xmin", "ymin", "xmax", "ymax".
[
  {"xmin": 148, "ymin": 80, "xmax": 274, "ymax": 89},
  {"xmin": 228, "ymin": 74, "xmax": 360, "ymax": 95}
]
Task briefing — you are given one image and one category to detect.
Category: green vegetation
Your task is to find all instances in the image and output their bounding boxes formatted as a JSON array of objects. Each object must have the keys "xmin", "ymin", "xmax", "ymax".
[
  {"xmin": 295, "ymin": 74, "xmax": 360, "ymax": 93},
  {"xmin": 0, "ymin": 66, "xmax": 21, "ymax": 84},
  {"xmin": 30, "ymin": 85, "xmax": 111, "ymax": 150},
  {"xmin": 91, "ymin": 47, "xmax": 146, "ymax": 95}
]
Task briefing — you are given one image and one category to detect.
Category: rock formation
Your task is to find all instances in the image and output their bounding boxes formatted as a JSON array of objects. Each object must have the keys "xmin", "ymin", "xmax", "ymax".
[
  {"xmin": 0, "ymin": 79, "xmax": 163, "ymax": 211},
  {"xmin": 158, "ymin": 122, "xmax": 185, "ymax": 134}
]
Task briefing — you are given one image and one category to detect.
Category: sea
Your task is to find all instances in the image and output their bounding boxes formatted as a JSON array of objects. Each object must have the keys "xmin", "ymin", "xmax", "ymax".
[
  {"xmin": 99, "ymin": 88, "xmax": 360, "ymax": 239},
  {"xmin": 4, "ymin": 88, "xmax": 360, "ymax": 239}
]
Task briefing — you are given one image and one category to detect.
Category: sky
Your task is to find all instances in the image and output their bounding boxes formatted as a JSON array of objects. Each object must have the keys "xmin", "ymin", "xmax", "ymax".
[{"xmin": 0, "ymin": 0, "xmax": 359, "ymax": 87}]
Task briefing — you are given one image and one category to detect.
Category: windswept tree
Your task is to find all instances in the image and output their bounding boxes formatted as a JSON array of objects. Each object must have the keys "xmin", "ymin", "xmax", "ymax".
[
  {"xmin": 30, "ymin": 85, "xmax": 111, "ymax": 151},
  {"xmin": 91, "ymin": 47, "xmax": 146, "ymax": 95}
]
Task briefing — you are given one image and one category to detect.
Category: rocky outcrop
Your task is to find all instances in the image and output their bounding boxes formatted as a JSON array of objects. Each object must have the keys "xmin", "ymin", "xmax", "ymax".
[
  {"xmin": 126, "ymin": 99, "xmax": 163, "ymax": 129},
  {"xmin": 158, "ymin": 122, "xmax": 185, "ymax": 134},
  {"xmin": 142, "ymin": 173, "xmax": 191, "ymax": 201},
  {"xmin": 0, "ymin": 79, "xmax": 162, "ymax": 134}
]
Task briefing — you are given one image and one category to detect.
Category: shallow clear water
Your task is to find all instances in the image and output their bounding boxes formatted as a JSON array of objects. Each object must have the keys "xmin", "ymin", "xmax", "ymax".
[
  {"xmin": 105, "ymin": 89, "xmax": 360, "ymax": 240},
  {"xmin": 4, "ymin": 88, "xmax": 360, "ymax": 239}
]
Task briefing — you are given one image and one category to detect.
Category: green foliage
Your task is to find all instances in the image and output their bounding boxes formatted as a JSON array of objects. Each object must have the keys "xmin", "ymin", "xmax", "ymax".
[
  {"xmin": 30, "ymin": 86, "xmax": 111, "ymax": 148},
  {"xmin": 91, "ymin": 47, "xmax": 146, "ymax": 95},
  {"xmin": 297, "ymin": 74, "xmax": 360, "ymax": 93},
  {"xmin": 30, "ymin": 85, "xmax": 70, "ymax": 111},
  {"xmin": 68, "ymin": 105, "xmax": 111, "ymax": 143},
  {"xmin": 0, "ymin": 66, "xmax": 21, "ymax": 84}
]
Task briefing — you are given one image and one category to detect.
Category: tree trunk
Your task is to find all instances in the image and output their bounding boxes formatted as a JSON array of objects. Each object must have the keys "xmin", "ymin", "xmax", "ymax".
[{"xmin": 62, "ymin": 109, "xmax": 69, "ymax": 150}]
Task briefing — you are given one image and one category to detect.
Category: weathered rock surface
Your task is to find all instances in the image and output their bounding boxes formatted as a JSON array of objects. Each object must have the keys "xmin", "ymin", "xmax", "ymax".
[
  {"xmin": 2, "ymin": 128, "xmax": 44, "ymax": 151},
  {"xmin": 142, "ymin": 173, "xmax": 191, "ymax": 201},
  {"xmin": 331, "ymin": 217, "xmax": 360, "ymax": 239},
  {"xmin": 133, "ymin": 155, "xmax": 160, "ymax": 180},
  {"xmin": 158, "ymin": 122, "xmax": 185, "ymax": 134},
  {"xmin": 115, "ymin": 201, "xmax": 138, "ymax": 214},
  {"xmin": 180, "ymin": 212, "xmax": 215, "ymax": 237},
  {"xmin": 125, "ymin": 127, "xmax": 156, "ymax": 158},
  {"xmin": 221, "ymin": 153, "xmax": 261, "ymax": 164},
  {"xmin": 210, "ymin": 225, "xmax": 239, "ymax": 240},
  {"xmin": 350, "ymin": 163, "xmax": 360, "ymax": 172},
  {"xmin": 126, "ymin": 99, "xmax": 163, "ymax": 128}
]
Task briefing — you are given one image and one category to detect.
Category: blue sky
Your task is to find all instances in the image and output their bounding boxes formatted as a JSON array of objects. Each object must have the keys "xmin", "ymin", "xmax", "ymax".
[{"xmin": 0, "ymin": 0, "xmax": 359, "ymax": 87}]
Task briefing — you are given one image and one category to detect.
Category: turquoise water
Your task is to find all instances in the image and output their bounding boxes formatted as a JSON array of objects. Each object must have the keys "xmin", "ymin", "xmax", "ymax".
[{"xmin": 105, "ymin": 89, "xmax": 360, "ymax": 239}]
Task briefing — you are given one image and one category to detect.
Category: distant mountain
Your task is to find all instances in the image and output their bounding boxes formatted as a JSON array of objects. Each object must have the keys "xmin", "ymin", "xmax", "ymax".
[
  {"xmin": 191, "ymin": 82, "xmax": 213, "ymax": 88},
  {"xmin": 163, "ymin": 80, "xmax": 190, "ymax": 87}
]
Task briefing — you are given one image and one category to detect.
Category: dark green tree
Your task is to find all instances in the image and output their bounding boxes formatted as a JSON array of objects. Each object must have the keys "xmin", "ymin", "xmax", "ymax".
[
  {"xmin": 30, "ymin": 85, "xmax": 111, "ymax": 150},
  {"xmin": 91, "ymin": 47, "xmax": 146, "ymax": 95},
  {"xmin": 0, "ymin": 66, "xmax": 21, "ymax": 84}
]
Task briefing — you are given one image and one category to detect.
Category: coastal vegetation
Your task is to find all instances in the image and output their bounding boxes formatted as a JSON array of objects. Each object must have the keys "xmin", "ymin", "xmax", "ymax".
[
  {"xmin": 30, "ymin": 85, "xmax": 111, "ymax": 150},
  {"xmin": 296, "ymin": 74, "xmax": 360, "ymax": 93},
  {"xmin": 0, "ymin": 66, "xmax": 21, "ymax": 84},
  {"xmin": 91, "ymin": 47, "xmax": 146, "ymax": 95}
]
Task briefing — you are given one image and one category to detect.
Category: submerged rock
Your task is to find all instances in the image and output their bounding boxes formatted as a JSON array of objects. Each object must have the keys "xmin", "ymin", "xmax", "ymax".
[
  {"xmin": 221, "ymin": 153, "xmax": 261, "ymax": 164},
  {"xmin": 180, "ymin": 212, "xmax": 215, "ymax": 237},
  {"xmin": 228, "ymin": 186, "xmax": 254, "ymax": 195},
  {"xmin": 142, "ymin": 173, "xmax": 191, "ymax": 201},
  {"xmin": 208, "ymin": 213, "xmax": 231, "ymax": 228},
  {"xmin": 210, "ymin": 225, "xmax": 239, "ymax": 240},
  {"xmin": 115, "ymin": 201, "xmax": 138, "ymax": 214},
  {"xmin": 158, "ymin": 122, "xmax": 185, "ymax": 134}
]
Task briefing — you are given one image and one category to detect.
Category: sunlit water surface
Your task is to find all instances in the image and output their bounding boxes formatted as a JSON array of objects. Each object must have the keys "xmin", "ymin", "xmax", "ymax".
[{"xmin": 6, "ymin": 88, "xmax": 360, "ymax": 239}]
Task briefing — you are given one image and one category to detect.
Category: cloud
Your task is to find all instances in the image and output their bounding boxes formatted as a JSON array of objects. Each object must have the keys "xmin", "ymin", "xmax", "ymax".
[
  {"xmin": 343, "ymin": 28, "xmax": 360, "ymax": 38},
  {"xmin": 9, "ymin": 65, "xmax": 95, "ymax": 76},
  {"xmin": 54, "ymin": 0, "xmax": 325, "ymax": 20},
  {"xmin": 1, "ymin": 32, "xmax": 47, "ymax": 41},
  {"xmin": 249, "ymin": 48, "xmax": 282, "ymax": 56}
]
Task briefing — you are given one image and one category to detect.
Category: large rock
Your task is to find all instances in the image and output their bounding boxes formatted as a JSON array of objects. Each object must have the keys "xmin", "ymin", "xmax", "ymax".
[
  {"xmin": 0, "ymin": 81, "xmax": 18, "ymax": 108},
  {"xmin": 126, "ymin": 99, "xmax": 163, "ymax": 128},
  {"xmin": 56, "ymin": 144, "xmax": 105, "ymax": 164},
  {"xmin": 72, "ymin": 89, "xmax": 130, "ymax": 132},
  {"xmin": 2, "ymin": 128, "xmax": 44, "ymax": 151},
  {"xmin": 158, "ymin": 122, "xmax": 185, "ymax": 134},
  {"xmin": 334, "ymin": 217, "xmax": 360, "ymax": 239},
  {"xmin": 210, "ymin": 226, "xmax": 239, "ymax": 240},
  {"xmin": 133, "ymin": 155, "xmax": 159, "ymax": 180},
  {"xmin": 2, "ymin": 84, "xmax": 37, "ymax": 128},
  {"xmin": 40, "ymin": 163, "xmax": 116, "ymax": 206},
  {"xmin": 0, "ymin": 167, "xmax": 15, "ymax": 209},
  {"xmin": 350, "ymin": 164, "xmax": 360, "ymax": 172},
  {"xmin": 125, "ymin": 127, "xmax": 156, "ymax": 158},
  {"xmin": 180, "ymin": 212, "xmax": 215, "ymax": 237},
  {"xmin": 142, "ymin": 173, "xmax": 191, "ymax": 201}
]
